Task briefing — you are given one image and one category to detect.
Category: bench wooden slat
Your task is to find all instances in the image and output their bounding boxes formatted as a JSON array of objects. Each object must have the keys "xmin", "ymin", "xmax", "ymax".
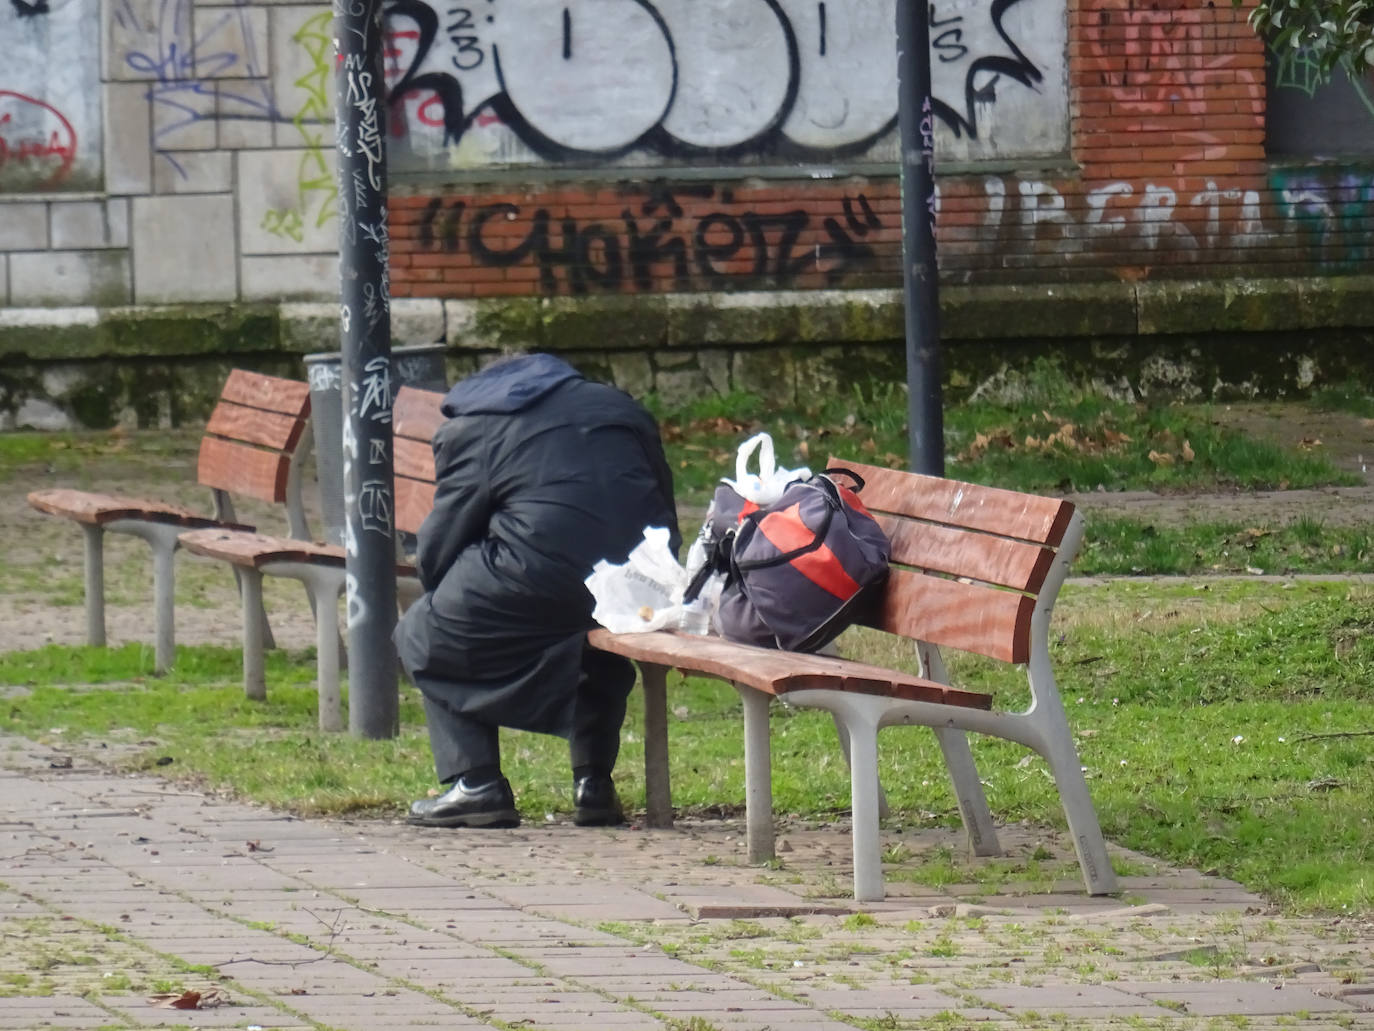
[
  {"xmin": 865, "ymin": 568, "xmax": 1036, "ymax": 663},
  {"xmin": 878, "ymin": 515, "xmax": 1057, "ymax": 593},
  {"xmin": 179, "ymin": 528, "xmax": 416, "ymax": 577},
  {"xmin": 196, "ymin": 437, "xmax": 291, "ymax": 505},
  {"xmin": 394, "ymin": 385, "xmax": 447, "ymax": 443},
  {"xmin": 587, "ymin": 628, "xmax": 994, "ymax": 709},
  {"xmin": 25, "ymin": 488, "xmax": 252, "ymax": 530},
  {"xmin": 205, "ymin": 401, "xmax": 307, "ymax": 452},
  {"xmin": 837, "ymin": 460, "xmax": 1075, "ymax": 546},
  {"xmin": 396, "ymin": 475, "xmax": 436, "ymax": 536},
  {"xmin": 220, "ymin": 369, "xmax": 312, "ymax": 416},
  {"xmin": 394, "ymin": 435, "xmax": 436, "ymax": 482}
]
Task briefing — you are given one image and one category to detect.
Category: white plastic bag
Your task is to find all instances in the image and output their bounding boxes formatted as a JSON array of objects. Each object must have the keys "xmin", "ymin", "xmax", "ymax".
[
  {"xmin": 586, "ymin": 526, "xmax": 702, "ymax": 634},
  {"xmin": 719, "ymin": 432, "xmax": 811, "ymax": 507}
]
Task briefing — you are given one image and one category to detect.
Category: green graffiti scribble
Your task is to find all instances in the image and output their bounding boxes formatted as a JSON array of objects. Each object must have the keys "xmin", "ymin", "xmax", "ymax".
[
  {"xmin": 1272, "ymin": 46, "xmax": 1331, "ymax": 97},
  {"xmin": 1273, "ymin": 47, "xmax": 1373, "ymax": 118},
  {"xmin": 266, "ymin": 11, "xmax": 337, "ymax": 238},
  {"xmin": 261, "ymin": 208, "xmax": 306, "ymax": 242}
]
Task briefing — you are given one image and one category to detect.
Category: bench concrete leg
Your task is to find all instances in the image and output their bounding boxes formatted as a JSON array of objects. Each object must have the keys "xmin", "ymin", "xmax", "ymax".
[
  {"xmin": 240, "ymin": 569, "xmax": 267, "ymax": 701},
  {"xmin": 640, "ymin": 662, "xmax": 673, "ymax": 828},
  {"xmin": 1036, "ymin": 722, "xmax": 1117, "ymax": 895},
  {"xmin": 934, "ymin": 727, "xmax": 1002, "ymax": 858},
  {"xmin": 150, "ymin": 539, "xmax": 177, "ymax": 673},
  {"xmin": 737, "ymin": 684, "xmax": 775, "ymax": 865},
  {"xmin": 80, "ymin": 524, "xmax": 106, "ymax": 647},
  {"xmin": 830, "ymin": 712, "xmax": 890, "ymax": 821},
  {"xmin": 818, "ymin": 693, "xmax": 887, "ymax": 902},
  {"xmin": 312, "ymin": 578, "xmax": 344, "ymax": 733}
]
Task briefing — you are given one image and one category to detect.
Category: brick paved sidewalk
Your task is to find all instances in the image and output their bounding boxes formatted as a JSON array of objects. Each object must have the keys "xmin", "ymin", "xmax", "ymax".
[{"xmin": 2, "ymin": 731, "xmax": 1371, "ymax": 1031}]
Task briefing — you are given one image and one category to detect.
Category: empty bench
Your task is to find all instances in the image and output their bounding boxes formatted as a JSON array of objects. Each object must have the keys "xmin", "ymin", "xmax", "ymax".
[
  {"xmin": 27, "ymin": 370, "xmax": 314, "ymax": 672},
  {"xmin": 588, "ymin": 460, "xmax": 1116, "ymax": 903},
  {"xmin": 177, "ymin": 386, "xmax": 444, "ymax": 730}
]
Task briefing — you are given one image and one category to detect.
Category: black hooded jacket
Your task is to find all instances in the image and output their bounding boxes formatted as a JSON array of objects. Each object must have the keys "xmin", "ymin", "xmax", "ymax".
[{"xmin": 394, "ymin": 354, "xmax": 680, "ymax": 735}]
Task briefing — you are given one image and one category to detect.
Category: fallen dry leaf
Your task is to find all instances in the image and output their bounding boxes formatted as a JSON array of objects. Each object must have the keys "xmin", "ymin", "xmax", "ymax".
[
  {"xmin": 1181, "ymin": 439, "xmax": 1195, "ymax": 463},
  {"xmin": 1147, "ymin": 450, "xmax": 1174, "ymax": 466}
]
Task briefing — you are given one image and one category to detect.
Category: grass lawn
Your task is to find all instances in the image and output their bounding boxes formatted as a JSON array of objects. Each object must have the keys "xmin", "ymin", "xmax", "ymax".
[{"xmin": 2, "ymin": 578, "xmax": 1370, "ymax": 916}]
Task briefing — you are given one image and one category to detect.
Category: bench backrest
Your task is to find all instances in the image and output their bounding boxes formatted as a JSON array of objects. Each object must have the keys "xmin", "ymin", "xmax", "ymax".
[
  {"xmin": 834, "ymin": 460, "xmax": 1077, "ymax": 664},
  {"xmin": 392, "ymin": 386, "xmax": 446, "ymax": 536},
  {"xmin": 197, "ymin": 370, "xmax": 312, "ymax": 504}
]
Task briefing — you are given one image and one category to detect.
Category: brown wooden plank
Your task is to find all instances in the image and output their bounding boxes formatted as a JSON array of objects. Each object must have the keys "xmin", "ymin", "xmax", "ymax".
[
  {"xmin": 866, "ymin": 569, "xmax": 1036, "ymax": 663},
  {"xmin": 394, "ymin": 386, "xmax": 446, "ymax": 444},
  {"xmin": 586, "ymin": 628, "xmax": 993, "ymax": 709},
  {"xmin": 27, "ymin": 488, "xmax": 252, "ymax": 530},
  {"xmin": 831, "ymin": 460, "xmax": 1075, "ymax": 546},
  {"xmin": 395, "ymin": 475, "xmax": 436, "ymax": 536},
  {"xmin": 179, "ymin": 529, "xmax": 344, "ymax": 569},
  {"xmin": 394, "ymin": 435, "xmax": 436, "ymax": 482},
  {"xmin": 205, "ymin": 401, "xmax": 305, "ymax": 452},
  {"xmin": 197, "ymin": 437, "xmax": 290, "ymax": 504},
  {"xmin": 219, "ymin": 369, "xmax": 311, "ymax": 417},
  {"xmin": 877, "ymin": 515, "xmax": 1058, "ymax": 594}
]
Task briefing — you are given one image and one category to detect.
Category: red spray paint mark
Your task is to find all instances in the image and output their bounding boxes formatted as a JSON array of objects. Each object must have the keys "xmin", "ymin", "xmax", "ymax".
[{"xmin": 0, "ymin": 91, "xmax": 77, "ymax": 187}]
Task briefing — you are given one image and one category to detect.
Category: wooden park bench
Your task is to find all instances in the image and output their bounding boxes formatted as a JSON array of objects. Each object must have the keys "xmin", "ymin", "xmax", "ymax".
[
  {"xmin": 588, "ymin": 461, "xmax": 1116, "ymax": 903},
  {"xmin": 27, "ymin": 370, "xmax": 314, "ymax": 673},
  {"xmin": 177, "ymin": 386, "xmax": 445, "ymax": 730}
]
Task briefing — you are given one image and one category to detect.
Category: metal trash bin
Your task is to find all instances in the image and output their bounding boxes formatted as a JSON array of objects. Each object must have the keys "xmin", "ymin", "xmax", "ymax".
[{"xmin": 305, "ymin": 343, "xmax": 448, "ymax": 546}]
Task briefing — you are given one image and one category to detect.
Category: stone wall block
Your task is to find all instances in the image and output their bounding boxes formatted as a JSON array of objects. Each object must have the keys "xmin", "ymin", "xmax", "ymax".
[
  {"xmin": 50, "ymin": 200, "xmax": 129, "ymax": 249},
  {"xmin": 653, "ymin": 367, "xmax": 715, "ymax": 408},
  {"xmin": 390, "ymin": 299, "xmax": 446, "ymax": 345},
  {"xmin": 733, "ymin": 349, "xmax": 797, "ymax": 406},
  {"xmin": 608, "ymin": 351, "xmax": 654, "ymax": 398},
  {"xmin": 132, "ymin": 195, "xmax": 237, "ymax": 303},
  {"xmin": 103, "ymin": 83, "xmax": 154, "ymax": 194},
  {"xmin": 107, "ymin": 0, "xmax": 176, "ymax": 81},
  {"xmin": 10, "ymin": 251, "xmax": 132, "ymax": 306},
  {"xmin": 238, "ymin": 149, "xmax": 339, "ymax": 255},
  {"xmin": 0, "ymin": 204, "xmax": 49, "ymax": 250},
  {"xmin": 218, "ymin": 87, "xmax": 277, "ymax": 148},
  {"xmin": 241, "ymin": 255, "xmax": 339, "ymax": 303},
  {"xmin": 154, "ymin": 151, "xmax": 234, "ymax": 194},
  {"xmin": 269, "ymin": 7, "xmax": 335, "ymax": 127},
  {"xmin": 152, "ymin": 83, "xmax": 217, "ymax": 151},
  {"xmin": 193, "ymin": 6, "xmax": 270, "ymax": 80}
]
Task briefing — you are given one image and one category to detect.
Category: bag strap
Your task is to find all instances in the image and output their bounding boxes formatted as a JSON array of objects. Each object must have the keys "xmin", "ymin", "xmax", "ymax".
[{"xmin": 731, "ymin": 481, "xmax": 839, "ymax": 572}]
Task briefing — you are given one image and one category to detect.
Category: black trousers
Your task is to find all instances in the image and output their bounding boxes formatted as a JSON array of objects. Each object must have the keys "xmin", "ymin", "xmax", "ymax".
[{"xmin": 422, "ymin": 647, "xmax": 636, "ymax": 784}]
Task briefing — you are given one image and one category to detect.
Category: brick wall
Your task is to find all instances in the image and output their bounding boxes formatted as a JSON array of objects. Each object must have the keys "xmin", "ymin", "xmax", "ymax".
[{"xmin": 389, "ymin": 0, "xmax": 1372, "ymax": 300}]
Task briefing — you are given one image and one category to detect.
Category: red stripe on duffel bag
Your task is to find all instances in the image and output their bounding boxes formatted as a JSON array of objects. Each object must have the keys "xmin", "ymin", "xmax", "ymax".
[{"xmin": 757, "ymin": 504, "xmax": 861, "ymax": 600}]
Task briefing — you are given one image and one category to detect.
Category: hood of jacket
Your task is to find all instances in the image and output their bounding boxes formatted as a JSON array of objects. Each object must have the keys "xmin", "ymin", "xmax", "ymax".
[{"xmin": 440, "ymin": 353, "xmax": 583, "ymax": 417}]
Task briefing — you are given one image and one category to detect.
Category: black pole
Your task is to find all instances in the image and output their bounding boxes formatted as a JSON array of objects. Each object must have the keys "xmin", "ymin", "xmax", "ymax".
[
  {"xmin": 896, "ymin": 0, "xmax": 945, "ymax": 476},
  {"xmin": 335, "ymin": 0, "xmax": 398, "ymax": 739}
]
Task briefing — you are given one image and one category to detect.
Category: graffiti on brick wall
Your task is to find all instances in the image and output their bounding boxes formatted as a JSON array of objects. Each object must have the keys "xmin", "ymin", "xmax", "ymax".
[
  {"xmin": 981, "ymin": 178, "xmax": 1266, "ymax": 252},
  {"xmin": 112, "ymin": 0, "xmax": 278, "ymax": 178},
  {"xmin": 383, "ymin": 0, "xmax": 1066, "ymax": 166},
  {"xmin": 1081, "ymin": 2, "xmax": 1262, "ymax": 162},
  {"xmin": 415, "ymin": 186, "xmax": 887, "ymax": 293},
  {"xmin": 1270, "ymin": 168, "xmax": 1374, "ymax": 266},
  {"xmin": 966, "ymin": 174, "xmax": 1371, "ymax": 265}
]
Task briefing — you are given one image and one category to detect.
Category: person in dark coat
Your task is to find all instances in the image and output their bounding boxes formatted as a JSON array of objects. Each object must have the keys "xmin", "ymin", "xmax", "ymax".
[{"xmin": 395, "ymin": 353, "xmax": 680, "ymax": 829}]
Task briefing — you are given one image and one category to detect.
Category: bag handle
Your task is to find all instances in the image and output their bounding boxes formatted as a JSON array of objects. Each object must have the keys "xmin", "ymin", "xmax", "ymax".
[
  {"xmin": 822, "ymin": 466, "xmax": 866, "ymax": 492},
  {"xmin": 736, "ymin": 432, "xmax": 776, "ymax": 485}
]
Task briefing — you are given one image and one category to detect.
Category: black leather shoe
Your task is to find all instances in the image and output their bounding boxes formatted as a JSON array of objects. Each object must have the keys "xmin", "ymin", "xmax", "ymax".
[
  {"xmin": 573, "ymin": 773, "xmax": 625, "ymax": 827},
  {"xmin": 408, "ymin": 776, "xmax": 520, "ymax": 828}
]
